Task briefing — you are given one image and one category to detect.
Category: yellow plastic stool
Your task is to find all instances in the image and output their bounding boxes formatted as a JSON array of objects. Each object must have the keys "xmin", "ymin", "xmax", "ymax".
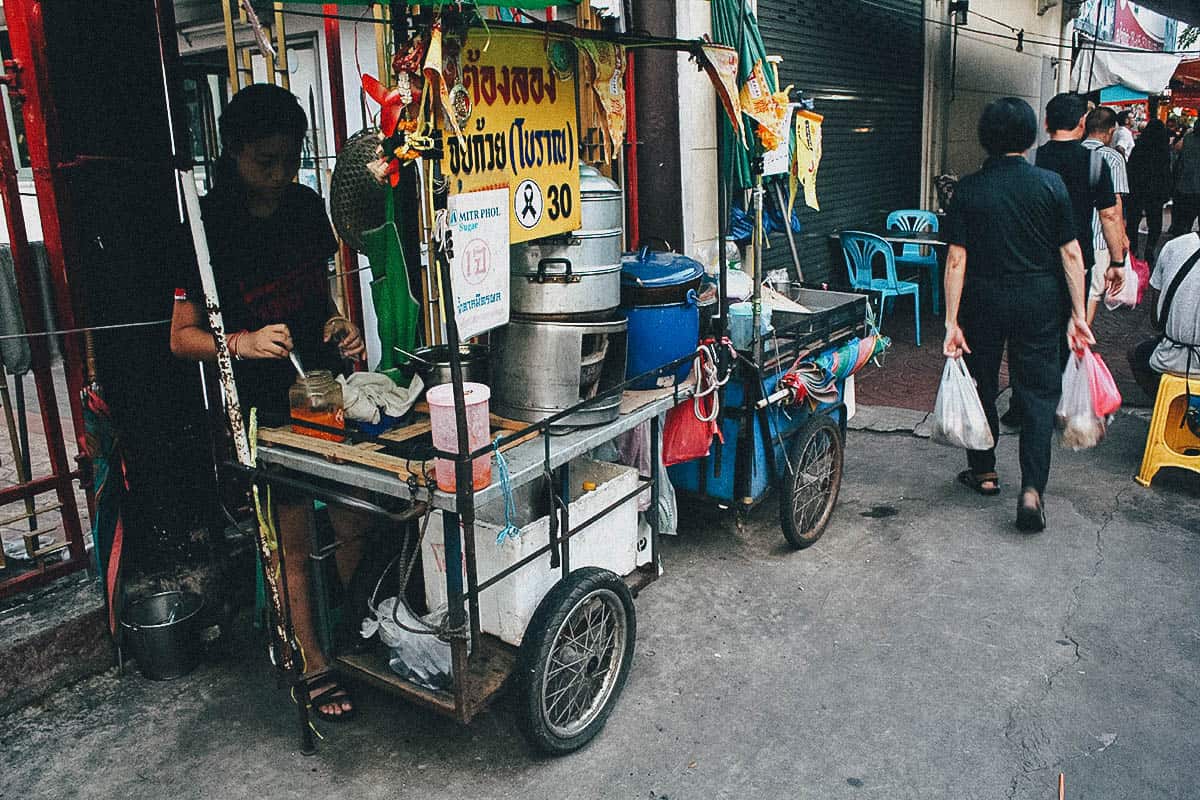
[{"xmin": 1135, "ymin": 372, "xmax": 1200, "ymax": 486}]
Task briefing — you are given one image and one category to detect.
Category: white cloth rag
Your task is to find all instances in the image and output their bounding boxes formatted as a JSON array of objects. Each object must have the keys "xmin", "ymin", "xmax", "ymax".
[{"xmin": 337, "ymin": 372, "xmax": 424, "ymax": 424}]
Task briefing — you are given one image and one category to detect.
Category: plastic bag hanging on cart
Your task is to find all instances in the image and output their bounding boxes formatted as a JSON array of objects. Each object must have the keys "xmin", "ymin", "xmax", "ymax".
[
  {"xmin": 361, "ymin": 597, "xmax": 459, "ymax": 692},
  {"xmin": 930, "ymin": 358, "xmax": 995, "ymax": 451},
  {"xmin": 609, "ymin": 416, "xmax": 678, "ymax": 536}
]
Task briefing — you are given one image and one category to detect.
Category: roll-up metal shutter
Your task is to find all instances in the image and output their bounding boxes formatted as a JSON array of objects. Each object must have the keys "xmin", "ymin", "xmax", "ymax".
[{"xmin": 757, "ymin": 0, "xmax": 924, "ymax": 285}]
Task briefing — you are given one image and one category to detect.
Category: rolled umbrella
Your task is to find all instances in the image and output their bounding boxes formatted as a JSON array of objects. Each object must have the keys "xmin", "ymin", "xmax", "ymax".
[{"xmin": 80, "ymin": 330, "xmax": 126, "ymax": 636}]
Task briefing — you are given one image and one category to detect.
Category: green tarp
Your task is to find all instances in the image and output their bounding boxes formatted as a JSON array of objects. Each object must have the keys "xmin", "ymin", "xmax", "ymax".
[{"xmin": 711, "ymin": 0, "xmax": 777, "ymax": 190}]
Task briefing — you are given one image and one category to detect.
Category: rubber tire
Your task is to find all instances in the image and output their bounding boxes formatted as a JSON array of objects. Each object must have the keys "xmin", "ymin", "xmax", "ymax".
[
  {"xmin": 515, "ymin": 567, "xmax": 637, "ymax": 755},
  {"xmin": 779, "ymin": 414, "xmax": 844, "ymax": 550}
]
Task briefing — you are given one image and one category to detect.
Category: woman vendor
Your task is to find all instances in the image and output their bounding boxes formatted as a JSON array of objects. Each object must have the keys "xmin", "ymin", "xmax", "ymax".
[{"xmin": 170, "ymin": 84, "xmax": 366, "ymax": 721}]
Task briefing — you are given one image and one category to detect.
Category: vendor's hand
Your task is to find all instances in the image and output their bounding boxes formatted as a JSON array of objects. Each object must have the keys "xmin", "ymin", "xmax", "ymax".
[
  {"xmin": 943, "ymin": 322, "xmax": 971, "ymax": 359},
  {"xmin": 1104, "ymin": 265, "xmax": 1125, "ymax": 297},
  {"xmin": 1067, "ymin": 315, "xmax": 1095, "ymax": 353},
  {"xmin": 324, "ymin": 316, "xmax": 366, "ymax": 360},
  {"xmin": 242, "ymin": 324, "xmax": 293, "ymax": 359}
]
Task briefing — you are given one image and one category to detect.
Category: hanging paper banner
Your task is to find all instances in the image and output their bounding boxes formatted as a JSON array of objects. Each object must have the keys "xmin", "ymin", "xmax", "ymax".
[
  {"xmin": 447, "ymin": 188, "xmax": 511, "ymax": 338},
  {"xmin": 789, "ymin": 109, "xmax": 824, "ymax": 212},
  {"xmin": 739, "ymin": 58, "xmax": 788, "ymax": 149},
  {"xmin": 761, "ymin": 104, "xmax": 797, "ymax": 177},
  {"xmin": 446, "ymin": 29, "xmax": 581, "ymax": 244},
  {"xmin": 699, "ymin": 45, "xmax": 745, "ymax": 146},
  {"xmin": 578, "ymin": 40, "xmax": 626, "ymax": 162}
]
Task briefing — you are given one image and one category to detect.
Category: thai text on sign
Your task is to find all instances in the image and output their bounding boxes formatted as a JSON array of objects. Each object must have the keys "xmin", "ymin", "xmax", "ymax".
[{"xmin": 442, "ymin": 29, "xmax": 581, "ymax": 244}]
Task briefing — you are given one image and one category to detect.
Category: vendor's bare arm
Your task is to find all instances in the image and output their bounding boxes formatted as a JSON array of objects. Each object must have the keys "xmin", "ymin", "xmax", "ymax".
[
  {"xmin": 170, "ymin": 298, "xmax": 219, "ymax": 361},
  {"xmin": 170, "ymin": 298, "xmax": 294, "ymax": 361},
  {"xmin": 1099, "ymin": 202, "xmax": 1127, "ymax": 293}
]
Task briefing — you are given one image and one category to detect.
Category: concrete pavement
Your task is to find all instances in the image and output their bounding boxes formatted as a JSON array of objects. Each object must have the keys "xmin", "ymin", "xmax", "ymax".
[{"xmin": 2, "ymin": 410, "xmax": 1197, "ymax": 799}]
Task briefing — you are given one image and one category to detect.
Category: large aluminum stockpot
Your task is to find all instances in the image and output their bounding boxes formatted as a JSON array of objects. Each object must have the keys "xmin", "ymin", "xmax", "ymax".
[
  {"xmin": 493, "ymin": 317, "xmax": 628, "ymax": 427},
  {"xmin": 510, "ymin": 243, "xmax": 622, "ymax": 317}
]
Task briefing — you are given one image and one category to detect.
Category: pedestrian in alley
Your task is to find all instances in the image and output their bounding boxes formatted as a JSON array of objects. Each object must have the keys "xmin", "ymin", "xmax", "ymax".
[
  {"xmin": 1081, "ymin": 106, "xmax": 1131, "ymax": 325},
  {"xmin": 942, "ymin": 97, "xmax": 1094, "ymax": 531},
  {"xmin": 1126, "ymin": 118, "xmax": 1172, "ymax": 263},
  {"xmin": 170, "ymin": 84, "xmax": 368, "ymax": 722},
  {"xmin": 1170, "ymin": 123, "xmax": 1200, "ymax": 236},
  {"xmin": 1002, "ymin": 93, "xmax": 1123, "ymax": 430},
  {"xmin": 1111, "ymin": 110, "xmax": 1135, "ymax": 159}
]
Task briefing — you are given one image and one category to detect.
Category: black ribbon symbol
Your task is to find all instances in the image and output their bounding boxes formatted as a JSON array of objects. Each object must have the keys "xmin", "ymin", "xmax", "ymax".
[{"xmin": 520, "ymin": 185, "xmax": 537, "ymax": 221}]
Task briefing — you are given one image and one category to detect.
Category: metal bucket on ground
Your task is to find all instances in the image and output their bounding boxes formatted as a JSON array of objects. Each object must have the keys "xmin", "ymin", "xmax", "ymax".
[{"xmin": 120, "ymin": 590, "xmax": 204, "ymax": 680}]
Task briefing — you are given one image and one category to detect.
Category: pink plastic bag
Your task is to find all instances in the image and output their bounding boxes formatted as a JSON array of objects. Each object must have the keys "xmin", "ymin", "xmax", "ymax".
[
  {"xmin": 1087, "ymin": 350, "xmax": 1122, "ymax": 417},
  {"xmin": 1131, "ymin": 256, "xmax": 1151, "ymax": 306}
]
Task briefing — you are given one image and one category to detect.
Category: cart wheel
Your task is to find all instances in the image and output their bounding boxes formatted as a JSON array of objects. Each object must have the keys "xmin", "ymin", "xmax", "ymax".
[
  {"xmin": 780, "ymin": 414, "xmax": 844, "ymax": 550},
  {"xmin": 516, "ymin": 567, "xmax": 636, "ymax": 755}
]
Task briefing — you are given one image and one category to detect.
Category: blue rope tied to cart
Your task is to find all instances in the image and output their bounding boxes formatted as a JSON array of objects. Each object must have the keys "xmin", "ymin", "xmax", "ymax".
[{"xmin": 492, "ymin": 436, "xmax": 520, "ymax": 543}]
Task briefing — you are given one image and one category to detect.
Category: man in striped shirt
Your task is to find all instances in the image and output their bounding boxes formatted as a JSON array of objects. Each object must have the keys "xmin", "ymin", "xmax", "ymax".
[{"xmin": 1082, "ymin": 106, "xmax": 1131, "ymax": 324}]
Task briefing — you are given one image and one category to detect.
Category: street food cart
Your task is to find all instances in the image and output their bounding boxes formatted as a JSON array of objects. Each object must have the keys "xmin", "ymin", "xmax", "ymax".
[{"xmin": 192, "ymin": 1, "xmax": 872, "ymax": 757}]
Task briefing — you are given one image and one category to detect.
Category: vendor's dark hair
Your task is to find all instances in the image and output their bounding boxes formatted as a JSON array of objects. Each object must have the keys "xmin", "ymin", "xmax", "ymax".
[
  {"xmin": 213, "ymin": 84, "xmax": 307, "ymax": 191},
  {"xmin": 1085, "ymin": 106, "xmax": 1117, "ymax": 136},
  {"xmin": 1044, "ymin": 92, "xmax": 1088, "ymax": 133},
  {"xmin": 978, "ymin": 97, "xmax": 1037, "ymax": 156},
  {"xmin": 1116, "ymin": 110, "xmax": 1131, "ymax": 126}
]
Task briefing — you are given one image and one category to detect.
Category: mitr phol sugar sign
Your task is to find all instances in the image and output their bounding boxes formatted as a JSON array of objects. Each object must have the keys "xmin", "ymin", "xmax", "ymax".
[{"xmin": 443, "ymin": 29, "xmax": 581, "ymax": 244}]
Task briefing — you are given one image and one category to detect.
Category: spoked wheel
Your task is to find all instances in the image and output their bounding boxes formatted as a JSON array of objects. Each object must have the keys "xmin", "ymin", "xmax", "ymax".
[
  {"xmin": 780, "ymin": 414, "xmax": 844, "ymax": 549},
  {"xmin": 516, "ymin": 567, "xmax": 636, "ymax": 755}
]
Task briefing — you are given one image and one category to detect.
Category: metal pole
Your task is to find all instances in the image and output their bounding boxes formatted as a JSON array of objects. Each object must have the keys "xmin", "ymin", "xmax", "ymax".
[
  {"xmin": 179, "ymin": 171, "xmax": 251, "ymax": 466},
  {"xmin": 274, "ymin": 2, "xmax": 290, "ymax": 91}
]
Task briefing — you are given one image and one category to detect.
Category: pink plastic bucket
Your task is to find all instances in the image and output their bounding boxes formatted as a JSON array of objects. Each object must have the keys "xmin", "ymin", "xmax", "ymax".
[{"xmin": 426, "ymin": 382, "xmax": 492, "ymax": 493}]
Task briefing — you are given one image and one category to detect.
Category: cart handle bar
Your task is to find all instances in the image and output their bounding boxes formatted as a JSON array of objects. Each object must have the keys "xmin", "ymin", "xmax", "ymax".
[{"xmin": 228, "ymin": 464, "xmax": 430, "ymax": 524}]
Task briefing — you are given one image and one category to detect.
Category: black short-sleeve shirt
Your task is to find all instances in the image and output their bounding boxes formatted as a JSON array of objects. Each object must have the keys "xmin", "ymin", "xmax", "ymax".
[
  {"xmin": 1034, "ymin": 139, "xmax": 1116, "ymax": 269},
  {"xmin": 943, "ymin": 155, "xmax": 1077, "ymax": 279},
  {"xmin": 176, "ymin": 183, "xmax": 340, "ymax": 423}
]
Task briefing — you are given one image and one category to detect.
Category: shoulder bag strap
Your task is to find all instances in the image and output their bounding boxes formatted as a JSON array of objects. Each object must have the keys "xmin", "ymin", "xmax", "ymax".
[{"xmin": 1154, "ymin": 245, "xmax": 1200, "ymax": 330}]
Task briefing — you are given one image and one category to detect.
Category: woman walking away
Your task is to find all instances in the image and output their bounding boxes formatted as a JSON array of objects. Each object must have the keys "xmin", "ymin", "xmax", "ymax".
[
  {"xmin": 170, "ymin": 84, "xmax": 369, "ymax": 721},
  {"xmin": 1126, "ymin": 118, "xmax": 1172, "ymax": 261},
  {"xmin": 942, "ymin": 97, "xmax": 1094, "ymax": 532}
]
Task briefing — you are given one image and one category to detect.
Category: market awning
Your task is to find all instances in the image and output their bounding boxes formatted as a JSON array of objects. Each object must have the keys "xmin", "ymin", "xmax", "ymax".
[
  {"xmin": 1071, "ymin": 46, "xmax": 1183, "ymax": 95},
  {"xmin": 1126, "ymin": 0, "xmax": 1200, "ymax": 27}
]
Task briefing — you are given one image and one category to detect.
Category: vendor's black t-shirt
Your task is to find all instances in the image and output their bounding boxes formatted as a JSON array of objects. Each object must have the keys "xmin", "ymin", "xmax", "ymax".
[
  {"xmin": 1034, "ymin": 139, "xmax": 1116, "ymax": 269},
  {"xmin": 943, "ymin": 155, "xmax": 1077, "ymax": 279},
  {"xmin": 177, "ymin": 183, "xmax": 339, "ymax": 424}
]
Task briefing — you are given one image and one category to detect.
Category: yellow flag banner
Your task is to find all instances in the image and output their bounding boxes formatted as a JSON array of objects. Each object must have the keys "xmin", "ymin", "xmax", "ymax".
[
  {"xmin": 789, "ymin": 109, "xmax": 824, "ymax": 212},
  {"xmin": 738, "ymin": 58, "xmax": 788, "ymax": 149},
  {"xmin": 444, "ymin": 29, "xmax": 581, "ymax": 243}
]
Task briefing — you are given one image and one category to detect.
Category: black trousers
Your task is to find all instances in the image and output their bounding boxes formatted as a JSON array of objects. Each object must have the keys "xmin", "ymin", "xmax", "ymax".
[
  {"xmin": 1125, "ymin": 194, "xmax": 1164, "ymax": 260},
  {"xmin": 961, "ymin": 273, "xmax": 1064, "ymax": 495}
]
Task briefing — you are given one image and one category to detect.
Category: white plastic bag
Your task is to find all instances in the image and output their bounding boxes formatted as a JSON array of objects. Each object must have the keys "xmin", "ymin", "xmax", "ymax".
[
  {"xmin": 1103, "ymin": 258, "xmax": 1139, "ymax": 311},
  {"xmin": 930, "ymin": 358, "xmax": 995, "ymax": 450},
  {"xmin": 1056, "ymin": 350, "xmax": 1107, "ymax": 450},
  {"xmin": 361, "ymin": 597, "xmax": 458, "ymax": 692}
]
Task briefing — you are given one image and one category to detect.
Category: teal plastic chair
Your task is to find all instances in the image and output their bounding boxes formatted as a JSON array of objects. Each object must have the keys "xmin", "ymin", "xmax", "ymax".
[
  {"xmin": 840, "ymin": 231, "xmax": 921, "ymax": 346},
  {"xmin": 886, "ymin": 209, "xmax": 941, "ymax": 315}
]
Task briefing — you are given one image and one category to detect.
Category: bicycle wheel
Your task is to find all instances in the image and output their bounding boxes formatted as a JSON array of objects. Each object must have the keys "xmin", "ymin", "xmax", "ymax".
[{"xmin": 779, "ymin": 414, "xmax": 844, "ymax": 549}]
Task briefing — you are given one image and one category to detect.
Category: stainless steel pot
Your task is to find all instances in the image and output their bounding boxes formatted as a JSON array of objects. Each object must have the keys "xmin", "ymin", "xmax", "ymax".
[
  {"xmin": 493, "ymin": 317, "xmax": 628, "ymax": 427},
  {"xmin": 510, "ymin": 165, "xmax": 624, "ymax": 318},
  {"xmin": 403, "ymin": 343, "xmax": 491, "ymax": 389}
]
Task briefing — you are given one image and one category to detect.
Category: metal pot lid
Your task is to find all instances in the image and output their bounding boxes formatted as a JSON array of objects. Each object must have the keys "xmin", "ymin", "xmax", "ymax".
[
  {"xmin": 580, "ymin": 163, "xmax": 621, "ymax": 198},
  {"xmin": 620, "ymin": 247, "xmax": 705, "ymax": 288}
]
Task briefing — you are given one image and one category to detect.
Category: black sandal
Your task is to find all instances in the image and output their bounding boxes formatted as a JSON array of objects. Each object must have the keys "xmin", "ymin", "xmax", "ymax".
[
  {"xmin": 306, "ymin": 676, "xmax": 358, "ymax": 723},
  {"xmin": 1015, "ymin": 491, "xmax": 1046, "ymax": 533},
  {"xmin": 957, "ymin": 470, "xmax": 1000, "ymax": 496}
]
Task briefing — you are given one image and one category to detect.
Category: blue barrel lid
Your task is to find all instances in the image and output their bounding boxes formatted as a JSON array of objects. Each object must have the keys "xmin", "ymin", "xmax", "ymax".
[{"xmin": 620, "ymin": 247, "xmax": 705, "ymax": 288}]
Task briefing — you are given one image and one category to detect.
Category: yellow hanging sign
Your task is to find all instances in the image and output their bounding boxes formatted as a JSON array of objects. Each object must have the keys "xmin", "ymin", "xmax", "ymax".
[{"xmin": 442, "ymin": 30, "xmax": 581, "ymax": 244}]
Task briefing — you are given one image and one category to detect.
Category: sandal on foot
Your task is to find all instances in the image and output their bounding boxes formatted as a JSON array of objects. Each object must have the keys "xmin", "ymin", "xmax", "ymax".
[
  {"xmin": 307, "ymin": 678, "xmax": 358, "ymax": 723},
  {"xmin": 1015, "ymin": 493, "xmax": 1046, "ymax": 533},
  {"xmin": 957, "ymin": 470, "xmax": 1000, "ymax": 496}
]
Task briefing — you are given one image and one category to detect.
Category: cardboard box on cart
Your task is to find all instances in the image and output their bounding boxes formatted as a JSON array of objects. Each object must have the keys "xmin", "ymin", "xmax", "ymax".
[{"xmin": 422, "ymin": 458, "xmax": 648, "ymax": 647}]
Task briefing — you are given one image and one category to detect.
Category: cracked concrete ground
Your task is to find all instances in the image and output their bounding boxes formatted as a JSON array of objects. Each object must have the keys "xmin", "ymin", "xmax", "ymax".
[{"xmin": 2, "ymin": 411, "xmax": 1197, "ymax": 800}]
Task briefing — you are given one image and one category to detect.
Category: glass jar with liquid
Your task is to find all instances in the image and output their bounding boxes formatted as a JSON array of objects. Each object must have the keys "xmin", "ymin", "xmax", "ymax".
[{"xmin": 289, "ymin": 370, "xmax": 346, "ymax": 442}]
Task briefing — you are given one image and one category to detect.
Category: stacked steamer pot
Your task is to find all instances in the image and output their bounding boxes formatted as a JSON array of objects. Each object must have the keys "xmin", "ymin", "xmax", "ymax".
[
  {"xmin": 493, "ymin": 165, "xmax": 630, "ymax": 426},
  {"xmin": 620, "ymin": 248, "xmax": 704, "ymax": 389}
]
